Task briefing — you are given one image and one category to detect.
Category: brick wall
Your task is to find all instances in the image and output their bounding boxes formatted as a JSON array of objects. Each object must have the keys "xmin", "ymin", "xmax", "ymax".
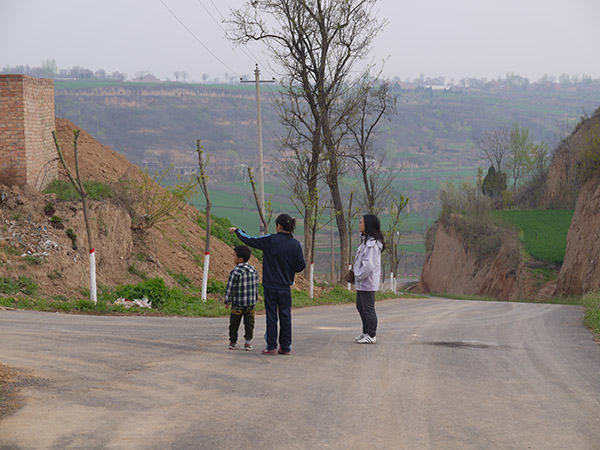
[{"xmin": 0, "ymin": 74, "xmax": 57, "ymax": 190}]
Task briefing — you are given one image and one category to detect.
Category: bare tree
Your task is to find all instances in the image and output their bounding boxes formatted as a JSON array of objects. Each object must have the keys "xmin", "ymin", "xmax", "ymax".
[
  {"xmin": 195, "ymin": 140, "xmax": 211, "ymax": 301},
  {"xmin": 527, "ymin": 141, "xmax": 550, "ymax": 179},
  {"xmin": 508, "ymin": 123, "xmax": 533, "ymax": 191},
  {"xmin": 228, "ymin": 0, "xmax": 385, "ymax": 280},
  {"xmin": 476, "ymin": 125, "xmax": 511, "ymax": 171},
  {"xmin": 247, "ymin": 166, "xmax": 272, "ymax": 233},
  {"xmin": 131, "ymin": 167, "xmax": 197, "ymax": 230},
  {"xmin": 52, "ymin": 129, "xmax": 97, "ymax": 303},
  {"xmin": 279, "ymin": 133, "xmax": 323, "ymax": 273},
  {"xmin": 345, "ymin": 79, "xmax": 399, "ymax": 213},
  {"xmin": 383, "ymin": 195, "xmax": 409, "ymax": 291}
]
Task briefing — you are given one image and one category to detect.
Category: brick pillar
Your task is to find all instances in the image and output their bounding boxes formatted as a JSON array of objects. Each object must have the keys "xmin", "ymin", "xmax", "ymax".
[{"xmin": 0, "ymin": 74, "xmax": 57, "ymax": 190}]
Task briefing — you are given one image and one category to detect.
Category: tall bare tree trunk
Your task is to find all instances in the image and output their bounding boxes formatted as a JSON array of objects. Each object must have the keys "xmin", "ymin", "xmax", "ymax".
[{"xmin": 52, "ymin": 129, "xmax": 97, "ymax": 303}]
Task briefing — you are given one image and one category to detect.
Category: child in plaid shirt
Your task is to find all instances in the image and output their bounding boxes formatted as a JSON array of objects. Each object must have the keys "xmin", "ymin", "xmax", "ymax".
[{"xmin": 225, "ymin": 245, "xmax": 259, "ymax": 351}]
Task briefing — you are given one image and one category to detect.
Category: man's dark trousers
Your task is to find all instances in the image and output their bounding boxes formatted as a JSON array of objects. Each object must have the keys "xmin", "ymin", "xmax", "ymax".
[{"xmin": 264, "ymin": 287, "xmax": 292, "ymax": 351}]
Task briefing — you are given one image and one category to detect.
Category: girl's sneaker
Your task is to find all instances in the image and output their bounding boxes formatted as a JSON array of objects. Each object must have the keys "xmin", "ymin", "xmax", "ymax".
[
  {"xmin": 244, "ymin": 343, "xmax": 253, "ymax": 351},
  {"xmin": 228, "ymin": 342, "xmax": 240, "ymax": 350},
  {"xmin": 356, "ymin": 335, "xmax": 376, "ymax": 344},
  {"xmin": 354, "ymin": 333, "xmax": 366, "ymax": 341}
]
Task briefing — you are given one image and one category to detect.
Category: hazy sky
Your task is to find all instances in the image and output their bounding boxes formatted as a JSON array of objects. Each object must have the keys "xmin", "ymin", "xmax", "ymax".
[{"xmin": 1, "ymin": 0, "xmax": 599, "ymax": 83}]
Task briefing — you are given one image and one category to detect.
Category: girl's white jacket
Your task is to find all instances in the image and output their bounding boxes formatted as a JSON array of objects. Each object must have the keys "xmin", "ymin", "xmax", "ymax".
[{"xmin": 353, "ymin": 235, "xmax": 383, "ymax": 292}]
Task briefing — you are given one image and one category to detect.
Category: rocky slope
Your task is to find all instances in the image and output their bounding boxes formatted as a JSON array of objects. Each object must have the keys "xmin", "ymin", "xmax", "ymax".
[
  {"xmin": 542, "ymin": 106, "xmax": 600, "ymax": 208},
  {"xmin": 418, "ymin": 106, "xmax": 600, "ymax": 301},
  {"xmin": 417, "ymin": 222, "xmax": 553, "ymax": 301},
  {"xmin": 555, "ymin": 176, "xmax": 600, "ymax": 296},
  {"xmin": 0, "ymin": 118, "xmax": 307, "ymax": 300}
]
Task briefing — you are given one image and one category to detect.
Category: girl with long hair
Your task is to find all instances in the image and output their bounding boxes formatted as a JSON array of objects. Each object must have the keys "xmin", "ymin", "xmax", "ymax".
[{"xmin": 353, "ymin": 214, "xmax": 385, "ymax": 344}]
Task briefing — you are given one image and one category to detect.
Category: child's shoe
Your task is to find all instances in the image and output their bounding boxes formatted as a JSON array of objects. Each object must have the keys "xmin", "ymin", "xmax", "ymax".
[
  {"xmin": 244, "ymin": 343, "xmax": 253, "ymax": 351},
  {"xmin": 261, "ymin": 347, "xmax": 278, "ymax": 355},
  {"xmin": 277, "ymin": 347, "xmax": 291, "ymax": 355},
  {"xmin": 229, "ymin": 342, "xmax": 240, "ymax": 350}
]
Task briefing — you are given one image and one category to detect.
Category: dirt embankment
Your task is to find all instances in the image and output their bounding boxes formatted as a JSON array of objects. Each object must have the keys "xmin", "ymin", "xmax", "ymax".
[
  {"xmin": 417, "ymin": 222, "xmax": 554, "ymax": 301},
  {"xmin": 542, "ymin": 107, "xmax": 600, "ymax": 208},
  {"xmin": 418, "ymin": 107, "xmax": 600, "ymax": 301},
  {"xmin": 0, "ymin": 118, "xmax": 308, "ymax": 299},
  {"xmin": 555, "ymin": 176, "xmax": 600, "ymax": 297},
  {"xmin": 544, "ymin": 106, "xmax": 600, "ymax": 297}
]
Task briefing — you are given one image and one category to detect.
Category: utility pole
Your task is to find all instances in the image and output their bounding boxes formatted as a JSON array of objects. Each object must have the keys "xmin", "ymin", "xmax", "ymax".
[{"xmin": 241, "ymin": 64, "xmax": 275, "ymax": 235}]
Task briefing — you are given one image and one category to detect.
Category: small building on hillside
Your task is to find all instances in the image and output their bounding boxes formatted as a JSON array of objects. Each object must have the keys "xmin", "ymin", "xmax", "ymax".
[{"xmin": 0, "ymin": 74, "xmax": 57, "ymax": 190}]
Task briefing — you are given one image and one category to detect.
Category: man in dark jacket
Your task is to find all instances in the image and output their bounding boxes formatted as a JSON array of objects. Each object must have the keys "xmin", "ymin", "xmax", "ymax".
[{"xmin": 229, "ymin": 214, "xmax": 306, "ymax": 355}]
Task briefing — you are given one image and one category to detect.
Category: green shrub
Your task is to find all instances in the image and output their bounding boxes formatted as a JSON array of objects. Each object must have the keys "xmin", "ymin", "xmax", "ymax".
[
  {"xmin": 437, "ymin": 180, "xmax": 508, "ymax": 260},
  {"xmin": 24, "ymin": 255, "xmax": 43, "ymax": 265},
  {"xmin": 0, "ymin": 276, "xmax": 38, "ymax": 296},
  {"xmin": 19, "ymin": 276, "xmax": 38, "ymax": 295},
  {"xmin": 65, "ymin": 228, "xmax": 78, "ymax": 250},
  {"xmin": 44, "ymin": 202, "xmax": 55, "ymax": 216},
  {"xmin": 43, "ymin": 180, "xmax": 76, "ymax": 201},
  {"xmin": 2, "ymin": 246, "xmax": 20, "ymax": 256},
  {"xmin": 43, "ymin": 179, "xmax": 114, "ymax": 201},
  {"xmin": 127, "ymin": 263, "xmax": 148, "ymax": 280},
  {"xmin": 439, "ymin": 180, "xmax": 492, "ymax": 218},
  {"xmin": 446, "ymin": 213, "xmax": 507, "ymax": 260},
  {"xmin": 47, "ymin": 270, "xmax": 62, "ymax": 280},
  {"xmin": 481, "ymin": 166, "xmax": 507, "ymax": 200},
  {"xmin": 130, "ymin": 167, "xmax": 197, "ymax": 230},
  {"xmin": 114, "ymin": 278, "xmax": 172, "ymax": 308},
  {"xmin": 206, "ymin": 278, "xmax": 227, "ymax": 294},
  {"xmin": 170, "ymin": 271, "xmax": 193, "ymax": 288}
]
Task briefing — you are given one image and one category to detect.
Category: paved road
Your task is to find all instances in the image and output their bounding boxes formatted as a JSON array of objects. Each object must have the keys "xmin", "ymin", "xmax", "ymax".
[{"xmin": 1, "ymin": 298, "xmax": 599, "ymax": 450}]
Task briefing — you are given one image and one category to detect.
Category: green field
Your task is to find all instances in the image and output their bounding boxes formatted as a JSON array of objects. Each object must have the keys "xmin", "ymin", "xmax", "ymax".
[
  {"xmin": 494, "ymin": 209, "xmax": 574, "ymax": 264},
  {"xmin": 399, "ymin": 243, "xmax": 426, "ymax": 254},
  {"xmin": 188, "ymin": 181, "xmax": 432, "ymax": 253}
]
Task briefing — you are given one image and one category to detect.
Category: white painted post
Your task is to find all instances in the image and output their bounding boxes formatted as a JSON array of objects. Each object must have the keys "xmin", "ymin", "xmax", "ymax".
[
  {"xmin": 201, "ymin": 252, "xmax": 210, "ymax": 301},
  {"xmin": 347, "ymin": 263, "xmax": 352, "ymax": 291},
  {"xmin": 309, "ymin": 262, "xmax": 314, "ymax": 299},
  {"xmin": 390, "ymin": 271, "xmax": 394, "ymax": 293},
  {"xmin": 89, "ymin": 248, "xmax": 97, "ymax": 304}
]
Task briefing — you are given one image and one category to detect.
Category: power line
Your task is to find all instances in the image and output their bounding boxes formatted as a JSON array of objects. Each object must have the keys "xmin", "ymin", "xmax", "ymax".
[
  {"xmin": 158, "ymin": 0, "xmax": 239, "ymax": 77},
  {"xmin": 207, "ymin": 0, "xmax": 226, "ymax": 20},
  {"xmin": 195, "ymin": 0, "xmax": 229, "ymax": 35},
  {"xmin": 195, "ymin": 0, "xmax": 257, "ymax": 68},
  {"xmin": 195, "ymin": 0, "xmax": 279, "ymax": 81}
]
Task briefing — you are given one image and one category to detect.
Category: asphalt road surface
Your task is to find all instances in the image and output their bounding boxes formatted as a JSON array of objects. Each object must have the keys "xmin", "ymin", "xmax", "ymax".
[{"xmin": 1, "ymin": 298, "xmax": 599, "ymax": 450}]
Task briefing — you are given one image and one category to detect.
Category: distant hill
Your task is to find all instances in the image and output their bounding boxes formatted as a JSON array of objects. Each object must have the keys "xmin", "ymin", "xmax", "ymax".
[
  {"xmin": 52, "ymin": 80, "xmax": 600, "ymax": 277},
  {"xmin": 54, "ymin": 80, "xmax": 600, "ymax": 171}
]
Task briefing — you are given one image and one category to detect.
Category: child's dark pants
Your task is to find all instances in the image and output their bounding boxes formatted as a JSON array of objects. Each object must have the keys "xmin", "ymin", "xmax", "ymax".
[{"xmin": 229, "ymin": 305, "xmax": 255, "ymax": 343}]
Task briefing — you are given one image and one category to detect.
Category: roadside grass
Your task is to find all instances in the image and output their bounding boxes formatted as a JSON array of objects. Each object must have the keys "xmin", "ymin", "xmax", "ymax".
[
  {"xmin": 581, "ymin": 291, "xmax": 600, "ymax": 336},
  {"xmin": 0, "ymin": 277, "xmax": 412, "ymax": 317},
  {"xmin": 493, "ymin": 209, "xmax": 573, "ymax": 264}
]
